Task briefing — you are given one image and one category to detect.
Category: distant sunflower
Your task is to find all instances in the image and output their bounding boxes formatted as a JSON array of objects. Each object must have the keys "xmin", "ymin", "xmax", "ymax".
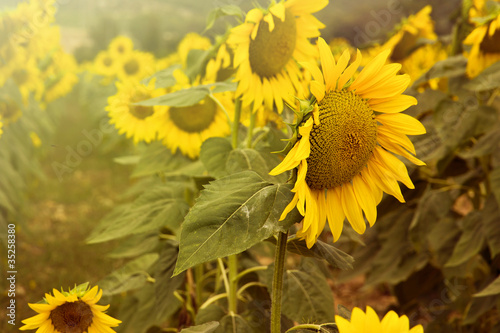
[
  {"xmin": 270, "ymin": 38, "xmax": 426, "ymax": 248},
  {"xmin": 464, "ymin": 11, "xmax": 500, "ymax": 77},
  {"xmin": 177, "ymin": 32, "xmax": 212, "ymax": 68},
  {"xmin": 0, "ymin": 96, "xmax": 22, "ymax": 125},
  {"xmin": 469, "ymin": 0, "xmax": 500, "ymax": 21},
  {"xmin": 106, "ymin": 80, "xmax": 167, "ymax": 144},
  {"xmin": 116, "ymin": 50, "xmax": 155, "ymax": 82},
  {"xmin": 362, "ymin": 5, "xmax": 437, "ymax": 65},
  {"xmin": 157, "ymin": 72, "xmax": 233, "ymax": 159},
  {"xmin": 10, "ymin": 57, "xmax": 44, "ymax": 103},
  {"xmin": 108, "ymin": 35, "xmax": 134, "ymax": 58},
  {"xmin": 227, "ymin": 0, "xmax": 328, "ymax": 113},
  {"xmin": 93, "ymin": 50, "xmax": 119, "ymax": 78},
  {"xmin": 20, "ymin": 285, "xmax": 121, "ymax": 333},
  {"xmin": 43, "ymin": 51, "xmax": 79, "ymax": 104},
  {"xmin": 401, "ymin": 42, "xmax": 448, "ymax": 89},
  {"xmin": 335, "ymin": 306, "xmax": 423, "ymax": 333}
]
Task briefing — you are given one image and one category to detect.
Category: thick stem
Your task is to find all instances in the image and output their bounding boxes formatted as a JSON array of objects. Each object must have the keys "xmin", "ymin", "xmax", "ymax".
[
  {"xmin": 232, "ymin": 97, "xmax": 242, "ymax": 149},
  {"xmin": 246, "ymin": 108, "xmax": 256, "ymax": 148},
  {"xmin": 194, "ymin": 264, "xmax": 204, "ymax": 309},
  {"xmin": 228, "ymin": 254, "xmax": 238, "ymax": 314},
  {"xmin": 271, "ymin": 231, "xmax": 288, "ymax": 333}
]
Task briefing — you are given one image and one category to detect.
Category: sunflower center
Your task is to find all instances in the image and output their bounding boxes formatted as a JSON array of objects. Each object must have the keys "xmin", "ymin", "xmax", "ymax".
[
  {"xmin": 50, "ymin": 301, "xmax": 93, "ymax": 333},
  {"xmin": 306, "ymin": 90, "xmax": 378, "ymax": 190},
  {"xmin": 130, "ymin": 93, "xmax": 154, "ymax": 119},
  {"xmin": 12, "ymin": 69, "xmax": 29, "ymax": 86},
  {"xmin": 479, "ymin": 26, "xmax": 500, "ymax": 53},
  {"xmin": 124, "ymin": 59, "xmax": 139, "ymax": 75},
  {"xmin": 169, "ymin": 97, "xmax": 217, "ymax": 133},
  {"xmin": 248, "ymin": 9, "xmax": 296, "ymax": 78},
  {"xmin": 103, "ymin": 57, "xmax": 113, "ymax": 67}
]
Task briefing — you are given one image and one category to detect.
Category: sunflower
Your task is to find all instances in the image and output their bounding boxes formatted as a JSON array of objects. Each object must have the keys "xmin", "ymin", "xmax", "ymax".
[
  {"xmin": 270, "ymin": 38, "xmax": 426, "ymax": 248},
  {"xmin": 361, "ymin": 5, "xmax": 437, "ymax": 65},
  {"xmin": 106, "ymin": 80, "xmax": 168, "ymax": 144},
  {"xmin": 177, "ymin": 32, "xmax": 212, "ymax": 68},
  {"xmin": 116, "ymin": 50, "xmax": 156, "ymax": 82},
  {"xmin": 10, "ymin": 57, "xmax": 44, "ymax": 103},
  {"xmin": 20, "ymin": 285, "xmax": 121, "ymax": 333},
  {"xmin": 157, "ymin": 72, "xmax": 233, "ymax": 159},
  {"xmin": 227, "ymin": 0, "xmax": 328, "ymax": 113},
  {"xmin": 43, "ymin": 51, "xmax": 79, "ymax": 104},
  {"xmin": 0, "ymin": 96, "xmax": 22, "ymax": 125},
  {"xmin": 401, "ymin": 42, "xmax": 448, "ymax": 89},
  {"xmin": 92, "ymin": 50, "xmax": 119, "ymax": 78},
  {"xmin": 464, "ymin": 9, "xmax": 500, "ymax": 77},
  {"xmin": 469, "ymin": 0, "xmax": 500, "ymax": 21},
  {"xmin": 108, "ymin": 35, "xmax": 134, "ymax": 58},
  {"xmin": 335, "ymin": 306, "xmax": 423, "ymax": 333}
]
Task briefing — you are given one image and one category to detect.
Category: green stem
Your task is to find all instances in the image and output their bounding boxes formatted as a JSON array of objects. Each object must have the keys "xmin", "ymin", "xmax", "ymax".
[
  {"xmin": 235, "ymin": 265, "xmax": 268, "ymax": 283},
  {"xmin": 195, "ymin": 264, "xmax": 204, "ymax": 309},
  {"xmin": 271, "ymin": 231, "xmax": 288, "ymax": 333},
  {"xmin": 246, "ymin": 108, "xmax": 256, "ymax": 148},
  {"xmin": 232, "ymin": 97, "xmax": 242, "ymax": 149},
  {"xmin": 228, "ymin": 254, "xmax": 238, "ymax": 314}
]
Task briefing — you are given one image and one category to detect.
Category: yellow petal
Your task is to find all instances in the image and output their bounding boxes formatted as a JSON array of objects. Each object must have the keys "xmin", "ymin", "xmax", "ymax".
[
  {"xmin": 373, "ymin": 147, "xmax": 415, "ymax": 189},
  {"xmin": 376, "ymin": 113, "xmax": 426, "ymax": 135},
  {"xmin": 349, "ymin": 49, "xmax": 391, "ymax": 92},
  {"xmin": 331, "ymin": 49, "xmax": 351, "ymax": 91},
  {"xmin": 340, "ymin": 183, "xmax": 366, "ymax": 234},
  {"xmin": 317, "ymin": 37, "xmax": 337, "ymax": 92},
  {"xmin": 352, "ymin": 175, "xmax": 377, "ymax": 226},
  {"xmin": 263, "ymin": 13, "xmax": 275, "ymax": 32},
  {"xmin": 369, "ymin": 94, "xmax": 417, "ymax": 113},
  {"xmin": 269, "ymin": 2, "xmax": 286, "ymax": 22},
  {"xmin": 28, "ymin": 303, "xmax": 56, "ymax": 313},
  {"xmin": 326, "ymin": 187, "xmax": 345, "ymax": 242},
  {"xmin": 337, "ymin": 49, "xmax": 362, "ymax": 90}
]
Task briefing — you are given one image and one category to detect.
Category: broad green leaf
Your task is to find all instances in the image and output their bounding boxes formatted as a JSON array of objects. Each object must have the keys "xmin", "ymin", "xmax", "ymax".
[
  {"xmin": 200, "ymin": 137, "xmax": 233, "ymax": 178},
  {"xmin": 131, "ymin": 142, "xmax": 192, "ymax": 178},
  {"xmin": 206, "ymin": 5, "xmax": 244, "ymax": 31},
  {"xmin": 482, "ymin": 195, "xmax": 500, "ymax": 257},
  {"xmin": 226, "ymin": 148, "xmax": 286, "ymax": 183},
  {"xmin": 108, "ymin": 232, "xmax": 160, "ymax": 259},
  {"xmin": 474, "ymin": 276, "xmax": 500, "ymax": 297},
  {"xmin": 142, "ymin": 64, "xmax": 181, "ymax": 89},
  {"xmin": 465, "ymin": 61, "xmax": 500, "ymax": 91},
  {"xmin": 279, "ymin": 263, "xmax": 335, "ymax": 323},
  {"xmin": 413, "ymin": 55, "xmax": 467, "ymax": 87},
  {"xmin": 463, "ymin": 295, "xmax": 498, "ymax": 325},
  {"xmin": 490, "ymin": 167, "xmax": 500, "ymax": 207},
  {"xmin": 195, "ymin": 304, "xmax": 226, "ymax": 325},
  {"xmin": 217, "ymin": 315, "xmax": 252, "ymax": 333},
  {"xmin": 180, "ymin": 322, "xmax": 220, "ymax": 333},
  {"xmin": 445, "ymin": 212, "xmax": 485, "ymax": 267},
  {"xmin": 98, "ymin": 253, "xmax": 158, "ymax": 296},
  {"xmin": 154, "ymin": 241, "xmax": 185, "ymax": 320},
  {"xmin": 427, "ymin": 217, "xmax": 461, "ymax": 267},
  {"xmin": 174, "ymin": 171, "xmax": 302, "ymax": 275},
  {"xmin": 459, "ymin": 124, "xmax": 500, "ymax": 159},
  {"xmin": 285, "ymin": 236, "xmax": 354, "ymax": 270},
  {"xmin": 87, "ymin": 183, "xmax": 191, "ymax": 243},
  {"xmin": 135, "ymin": 81, "xmax": 237, "ymax": 107}
]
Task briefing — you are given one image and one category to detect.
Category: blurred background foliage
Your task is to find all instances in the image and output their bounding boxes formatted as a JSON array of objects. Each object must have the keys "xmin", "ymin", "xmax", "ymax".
[{"xmin": 1, "ymin": 0, "xmax": 500, "ymax": 332}]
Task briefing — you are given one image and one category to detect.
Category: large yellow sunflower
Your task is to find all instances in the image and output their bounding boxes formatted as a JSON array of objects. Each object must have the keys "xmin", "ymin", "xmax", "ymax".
[
  {"xmin": 20, "ymin": 285, "xmax": 121, "ymax": 333},
  {"xmin": 157, "ymin": 72, "xmax": 233, "ymax": 159},
  {"xmin": 335, "ymin": 306, "xmax": 423, "ymax": 333},
  {"xmin": 270, "ymin": 38, "xmax": 426, "ymax": 248},
  {"xmin": 227, "ymin": 0, "xmax": 328, "ymax": 113},
  {"xmin": 106, "ymin": 80, "xmax": 168, "ymax": 144},
  {"xmin": 464, "ymin": 10, "xmax": 500, "ymax": 77}
]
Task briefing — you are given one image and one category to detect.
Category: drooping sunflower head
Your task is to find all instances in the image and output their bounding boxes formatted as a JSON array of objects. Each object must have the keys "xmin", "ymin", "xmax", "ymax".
[
  {"xmin": 227, "ymin": 0, "xmax": 328, "ymax": 113},
  {"xmin": 20, "ymin": 285, "xmax": 121, "ymax": 333},
  {"xmin": 177, "ymin": 32, "xmax": 212, "ymax": 68},
  {"xmin": 464, "ymin": 5, "xmax": 500, "ymax": 77},
  {"xmin": 108, "ymin": 35, "xmax": 134, "ymax": 58},
  {"xmin": 335, "ymin": 306, "xmax": 424, "ymax": 333},
  {"xmin": 157, "ymin": 71, "xmax": 233, "ymax": 159},
  {"xmin": 270, "ymin": 37, "xmax": 426, "ymax": 248},
  {"xmin": 106, "ymin": 79, "xmax": 168, "ymax": 144}
]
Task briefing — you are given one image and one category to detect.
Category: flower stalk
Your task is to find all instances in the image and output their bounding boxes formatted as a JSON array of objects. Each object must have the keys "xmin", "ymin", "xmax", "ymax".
[{"xmin": 270, "ymin": 230, "xmax": 288, "ymax": 333}]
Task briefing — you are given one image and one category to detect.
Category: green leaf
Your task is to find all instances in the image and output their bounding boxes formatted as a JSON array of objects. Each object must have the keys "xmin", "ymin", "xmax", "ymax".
[
  {"xmin": 154, "ymin": 241, "xmax": 185, "ymax": 320},
  {"xmin": 490, "ymin": 167, "xmax": 500, "ymax": 207},
  {"xmin": 459, "ymin": 124, "xmax": 500, "ymax": 159},
  {"xmin": 131, "ymin": 142, "xmax": 193, "ymax": 178},
  {"xmin": 474, "ymin": 276, "xmax": 500, "ymax": 297},
  {"xmin": 445, "ymin": 212, "xmax": 485, "ymax": 267},
  {"xmin": 108, "ymin": 232, "xmax": 160, "ymax": 259},
  {"xmin": 98, "ymin": 253, "xmax": 158, "ymax": 296},
  {"xmin": 482, "ymin": 195, "xmax": 500, "ymax": 257},
  {"xmin": 174, "ymin": 171, "xmax": 302, "ymax": 275},
  {"xmin": 279, "ymin": 261, "xmax": 335, "ymax": 323},
  {"xmin": 180, "ymin": 322, "xmax": 220, "ymax": 333},
  {"xmin": 217, "ymin": 315, "xmax": 252, "ymax": 333},
  {"xmin": 200, "ymin": 137, "xmax": 233, "ymax": 178},
  {"xmin": 226, "ymin": 148, "xmax": 286, "ymax": 183},
  {"xmin": 113, "ymin": 155, "xmax": 140, "ymax": 165},
  {"xmin": 465, "ymin": 61, "xmax": 500, "ymax": 91},
  {"xmin": 87, "ymin": 183, "xmax": 191, "ymax": 243},
  {"xmin": 206, "ymin": 5, "xmax": 244, "ymax": 31},
  {"xmin": 134, "ymin": 82, "xmax": 237, "ymax": 107},
  {"xmin": 142, "ymin": 64, "xmax": 181, "ymax": 89},
  {"xmin": 285, "ymin": 236, "xmax": 354, "ymax": 270},
  {"xmin": 413, "ymin": 55, "xmax": 467, "ymax": 87}
]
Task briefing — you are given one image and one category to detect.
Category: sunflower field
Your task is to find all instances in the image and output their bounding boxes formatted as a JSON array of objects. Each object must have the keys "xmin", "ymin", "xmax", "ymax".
[{"xmin": 2, "ymin": 0, "xmax": 500, "ymax": 332}]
